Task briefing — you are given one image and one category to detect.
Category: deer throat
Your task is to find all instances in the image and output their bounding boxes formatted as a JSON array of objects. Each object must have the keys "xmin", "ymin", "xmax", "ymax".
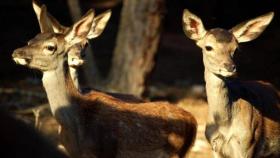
[
  {"xmin": 42, "ymin": 60, "xmax": 79, "ymax": 129},
  {"xmin": 204, "ymin": 69, "xmax": 232, "ymax": 124}
]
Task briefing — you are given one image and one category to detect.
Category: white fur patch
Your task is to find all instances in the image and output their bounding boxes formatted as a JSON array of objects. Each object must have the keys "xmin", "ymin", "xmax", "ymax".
[
  {"xmin": 191, "ymin": 139, "xmax": 210, "ymax": 152},
  {"xmin": 13, "ymin": 58, "xmax": 27, "ymax": 65},
  {"xmin": 219, "ymin": 70, "xmax": 236, "ymax": 77},
  {"xmin": 68, "ymin": 58, "xmax": 84, "ymax": 66}
]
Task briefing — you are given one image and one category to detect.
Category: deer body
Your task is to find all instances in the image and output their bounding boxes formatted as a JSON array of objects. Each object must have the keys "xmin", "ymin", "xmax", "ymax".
[
  {"xmin": 12, "ymin": 6, "xmax": 197, "ymax": 158},
  {"xmin": 205, "ymin": 70, "xmax": 280, "ymax": 157},
  {"xmin": 40, "ymin": 58, "xmax": 197, "ymax": 158},
  {"xmin": 183, "ymin": 10, "xmax": 280, "ymax": 157}
]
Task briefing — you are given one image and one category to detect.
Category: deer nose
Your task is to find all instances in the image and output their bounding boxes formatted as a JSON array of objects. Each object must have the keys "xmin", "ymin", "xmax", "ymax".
[
  {"xmin": 12, "ymin": 49, "xmax": 32, "ymax": 60},
  {"xmin": 12, "ymin": 49, "xmax": 24, "ymax": 58},
  {"xmin": 223, "ymin": 63, "xmax": 236, "ymax": 72}
]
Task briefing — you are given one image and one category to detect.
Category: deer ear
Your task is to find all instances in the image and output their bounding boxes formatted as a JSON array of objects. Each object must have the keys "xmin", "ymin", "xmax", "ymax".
[
  {"xmin": 65, "ymin": 9, "xmax": 94, "ymax": 45},
  {"xmin": 230, "ymin": 12, "xmax": 274, "ymax": 43},
  {"xmin": 38, "ymin": 5, "xmax": 54, "ymax": 33},
  {"xmin": 87, "ymin": 10, "xmax": 111, "ymax": 39},
  {"xmin": 182, "ymin": 9, "xmax": 207, "ymax": 41},
  {"xmin": 32, "ymin": 0, "xmax": 42, "ymax": 20},
  {"xmin": 32, "ymin": 0, "xmax": 67, "ymax": 33}
]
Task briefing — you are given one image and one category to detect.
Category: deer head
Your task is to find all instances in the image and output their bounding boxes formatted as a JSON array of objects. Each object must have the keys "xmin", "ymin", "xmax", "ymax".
[
  {"xmin": 182, "ymin": 9, "xmax": 274, "ymax": 77},
  {"xmin": 12, "ymin": 5, "xmax": 94, "ymax": 72},
  {"xmin": 32, "ymin": 0, "xmax": 111, "ymax": 68}
]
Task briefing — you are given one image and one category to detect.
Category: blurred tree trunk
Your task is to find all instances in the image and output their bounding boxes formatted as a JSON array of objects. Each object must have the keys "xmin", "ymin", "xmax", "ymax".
[
  {"xmin": 67, "ymin": 0, "xmax": 101, "ymax": 87},
  {"xmin": 107, "ymin": 0, "xmax": 165, "ymax": 97}
]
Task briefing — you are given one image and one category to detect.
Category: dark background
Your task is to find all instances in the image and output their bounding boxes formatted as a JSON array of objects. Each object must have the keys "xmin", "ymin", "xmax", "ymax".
[{"xmin": 1, "ymin": 0, "xmax": 280, "ymax": 89}]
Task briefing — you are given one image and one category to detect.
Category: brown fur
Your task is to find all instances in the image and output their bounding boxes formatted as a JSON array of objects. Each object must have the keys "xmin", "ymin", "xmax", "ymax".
[
  {"xmin": 63, "ymin": 69, "xmax": 197, "ymax": 158},
  {"xmin": 81, "ymin": 88, "xmax": 144, "ymax": 103}
]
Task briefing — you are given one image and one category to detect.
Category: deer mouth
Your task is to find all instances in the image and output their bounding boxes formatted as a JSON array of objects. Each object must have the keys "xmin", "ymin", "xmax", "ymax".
[
  {"xmin": 13, "ymin": 57, "xmax": 31, "ymax": 66},
  {"xmin": 68, "ymin": 57, "xmax": 84, "ymax": 67},
  {"xmin": 12, "ymin": 51, "xmax": 32, "ymax": 66}
]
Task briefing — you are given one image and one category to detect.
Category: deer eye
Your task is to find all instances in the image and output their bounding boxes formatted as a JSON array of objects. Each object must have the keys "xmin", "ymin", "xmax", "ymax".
[
  {"xmin": 46, "ymin": 45, "xmax": 57, "ymax": 52},
  {"xmin": 205, "ymin": 46, "xmax": 213, "ymax": 51}
]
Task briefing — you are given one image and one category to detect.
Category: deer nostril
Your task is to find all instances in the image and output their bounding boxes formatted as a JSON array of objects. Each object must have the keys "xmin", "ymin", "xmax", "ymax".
[
  {"xmin": 12, "ymin": 50, "xmax": 24, "ymax": 58},
  {"xmin": 12, "ymin": 50, "xmax": 32, "ymax": 60},
  {"xmin": 224, "ymin": 63, "xmax": 236, "ymax": 72}
]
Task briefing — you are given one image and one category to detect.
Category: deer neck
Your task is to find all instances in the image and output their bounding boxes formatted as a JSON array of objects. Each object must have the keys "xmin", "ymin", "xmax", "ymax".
[
  {"xmin": 42, "ymin": 59, "xmax": 79, "ymax": 129},
  {"xmin": 69, "ymin": 66, "xmax": 80, "ymax": 90},
  {"xmin": 204, "ymin": 69, "xmax": 232, "ymax": 125}
]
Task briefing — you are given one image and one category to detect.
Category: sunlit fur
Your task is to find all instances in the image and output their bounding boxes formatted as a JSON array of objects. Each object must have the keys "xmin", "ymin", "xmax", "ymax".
[
  {"xmin": 13, "ymin": 33, "xmax": 67, "ymax": 71},
  {"xmin": 197, "ymin": 29, "xmax": 238, "ymax": 77}
]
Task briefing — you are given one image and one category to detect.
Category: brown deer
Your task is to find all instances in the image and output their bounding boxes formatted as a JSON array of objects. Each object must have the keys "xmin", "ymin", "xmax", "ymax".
[
  {"xmin": 32, "ymin": 0, "xmax": 143, "ymax": 103},
  {"xmin": 182, "ymin": 9, "xmax": 280, "ymax": 158},
  {"xmin": 12, "ymin": 6, "xmax": 197, "ymax": 158}
]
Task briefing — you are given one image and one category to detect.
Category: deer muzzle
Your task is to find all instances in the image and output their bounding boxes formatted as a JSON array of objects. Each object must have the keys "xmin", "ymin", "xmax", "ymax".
[
  {"xmin": 12, "ymin": 49, "xmax": 32, "ymax": 66},
  {"xmin": 223, "ymin": 63, "xmax": 236, "ymax": 73}
]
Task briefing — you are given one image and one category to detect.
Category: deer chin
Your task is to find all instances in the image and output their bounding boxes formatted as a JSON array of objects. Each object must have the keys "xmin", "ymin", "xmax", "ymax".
[
  {"xmin": 218, "ymin": 69, "xmax": 236, "ymax": 77},
  {"xmin": 68, "ymin": 58, "xmax": 84, "ymax": 67},
  {"xmin": 210, "ymin": 68, "xmax": 236, "ymax": 78},
  {"xmin": 13, "ymin": 57, "xmax": 29, "ymax": 66}
]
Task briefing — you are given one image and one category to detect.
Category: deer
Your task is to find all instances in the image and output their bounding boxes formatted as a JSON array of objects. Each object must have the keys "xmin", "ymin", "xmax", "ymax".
[
  {"xmin": 12, "ymin": 5, "xmax": 197, "ymax": 158},
  {"xmin": 32, "ymin": 0, "xmax": 143, "ymax": 103},
  {"xmin": 182, "ymin": 9, "xmax": 280, "ymax": 158}
]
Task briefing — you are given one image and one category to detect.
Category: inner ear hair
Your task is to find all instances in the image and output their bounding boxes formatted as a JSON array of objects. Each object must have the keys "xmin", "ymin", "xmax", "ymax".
[
  {"xmin": 230, "ymin": 12, "xmax": 274, "ymax": 43},
  {"xmin": 182, "ymin": 9, "xmax": 207, "ymax": 41},
  {"xmin": 87, "ymin": 10, "xmax": 112, "ymax": 39},
  {"xmin": 65, "ymin": 9, "xmax": 94, "ymax": 45}
]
